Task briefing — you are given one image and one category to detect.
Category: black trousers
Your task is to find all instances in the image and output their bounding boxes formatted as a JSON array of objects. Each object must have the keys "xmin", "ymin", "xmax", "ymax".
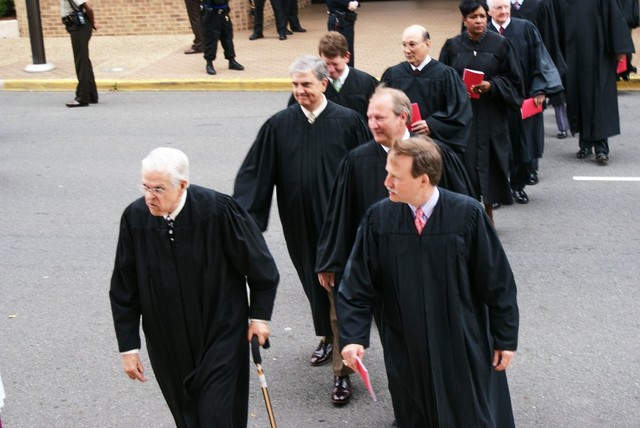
[
  {"xmin": 328, "ymin": 13, "xmax": 355, "ymax": 67},
  {"xmin": 67, "ymin": 23, "xmax": 98, "ymax": 104},
  {"xmin": 253, "ymin": 0, "xmax": 286, "ymax": 36},
  {"xmin": 203, "ymin": 8, "xmax": 236, "ymax": 62},
  {"xmin": 579, "ymin": 135, "xmax": 609, "ymax": 155},
  {"xmin": 184, "ymin": 0, "xmax": 204, "ymax": 50}
]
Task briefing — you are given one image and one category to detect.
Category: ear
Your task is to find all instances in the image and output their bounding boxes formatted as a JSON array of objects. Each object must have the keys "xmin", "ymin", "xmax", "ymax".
[
  {"xmin": 321, "ymin": 78, "xmax": 329, "ymax": 93},
  {"xmin": 179, "ymin": 179, "xmax": 189, "ymax": 190}
]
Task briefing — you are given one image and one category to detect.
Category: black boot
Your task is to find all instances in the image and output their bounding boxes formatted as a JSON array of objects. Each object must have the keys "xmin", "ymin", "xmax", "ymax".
[
  {"xmin": 206, "ymin": 61, "xmax": 216, "ymax": 75},
  {"xmin": 228, "ymin": 59, "xmax": 245, "ymax": 71}
]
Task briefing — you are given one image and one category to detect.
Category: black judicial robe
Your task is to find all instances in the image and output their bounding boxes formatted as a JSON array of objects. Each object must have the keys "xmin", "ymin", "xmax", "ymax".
[
  {"xmin": 380, "ymin": 60, "xmax": 473, "ymax": 153},
  {"xmin": 233, "ymin": 101, "xmax": 371, "ymax": 337},
  {"xmin": 110, "ymin": 186, "xmax": 279, "ymax": 428},
  {"xmin": 316, "ymin": 139, "xmax": 476, "ymax": 276},
  {"xmin": 555, "ymin": 0, "xmax": 634, "ymax": 141},
  {"xmin": 490, "ymin": 18, "xmax": 563, "ymax": 162},
  {"xmin": 287, "ymin": 67, "xmax": 379, "ymax": 119},
  {"xmin": 512, "ymin": 0, "xmax": 568, "ymax": 80},
  {"xmin": 338, "ymin": 189, "xmax": 519, "ymax": 427},
  {"xmin": 440, "ymin": 31, "xmax": 523, "ymax": 205}
]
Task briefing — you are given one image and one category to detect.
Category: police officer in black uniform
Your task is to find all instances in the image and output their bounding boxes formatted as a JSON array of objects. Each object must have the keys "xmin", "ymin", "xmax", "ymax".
[{"xmin": 202, "ymin": 0, "xmax": 245, "ymax": 75}]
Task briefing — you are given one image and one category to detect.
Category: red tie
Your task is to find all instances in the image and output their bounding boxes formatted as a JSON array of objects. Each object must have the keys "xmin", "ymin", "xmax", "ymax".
[
  {"xmin": 513, "ymin": 1, "xmax": 520, "ymax": 10},
  {"xmin": 499, "ymin": 25, "xmax": 505, "ymax": 35},
  {"xmin": 415, "ymin": 208, "xmax": 425, "ymax": 234}
]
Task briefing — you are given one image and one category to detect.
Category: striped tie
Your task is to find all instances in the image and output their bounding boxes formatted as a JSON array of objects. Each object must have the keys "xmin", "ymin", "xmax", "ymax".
[
  {"xmin": 499, "ymin": 25, "xmax": 505, "ymax": 35},
  {"xmin": 415, "ymin": 208, "xmax": 425, "ymax": 234}
]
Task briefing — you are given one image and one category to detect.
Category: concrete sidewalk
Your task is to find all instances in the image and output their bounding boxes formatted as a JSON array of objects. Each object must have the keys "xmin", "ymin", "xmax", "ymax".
[{"xmin": 1, "ymin": 1, "xmax": 639, "ymax": 91}]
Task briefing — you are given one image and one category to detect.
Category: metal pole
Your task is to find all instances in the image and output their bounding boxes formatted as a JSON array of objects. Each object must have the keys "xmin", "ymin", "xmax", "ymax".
[{"xmin": 24, "ymin": 0, "xmax": 55, "ymax": 72}]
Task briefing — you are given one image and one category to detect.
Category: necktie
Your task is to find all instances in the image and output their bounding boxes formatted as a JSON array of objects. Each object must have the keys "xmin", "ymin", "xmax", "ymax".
[
  {"xmin": 333, "ymin": 79, "xmax": 342, "ymax": 93},
  {"xmin": 414, "ymin": 208, "xmax": 425, "ymax": 234},
  {"xmin": 513, "ymin": 1, "xmax": 520, "ymax": 10},
  {"xmin": 308, "ymin": 112, "xmax": 316, "ymax": 124},
  {"xmin": 166, "ymin": 215, "xmax": 175, "ymax": 242},
  {"xmin": 499, "ymin": 25, "xmax": 505, "ymax": 35}
]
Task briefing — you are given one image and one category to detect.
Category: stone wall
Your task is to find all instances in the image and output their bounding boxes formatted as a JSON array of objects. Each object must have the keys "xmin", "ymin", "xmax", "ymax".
[{"xmin": 15, "ymin": 0, "xmax": 310, "ymax": 37}]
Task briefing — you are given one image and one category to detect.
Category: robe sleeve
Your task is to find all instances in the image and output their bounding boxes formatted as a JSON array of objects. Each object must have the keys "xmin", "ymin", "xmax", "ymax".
[
  {"xmin": 466, "ymin": 205, "xmax": 519, "ymax": 351},
  {"xmin": 488, "ymin": 40, "xmax": 524, "ymax": 111},
  {"xmin": 316, "ymin": 155, "xmax": 358, "ymax": 274},
  {"xmin": 337, "ymin": 210, "xmax": 383, "ymax": 350},
  {"xmin": 232, "ymin": 119, "xmax": 278, "ymax": 231},
  {"xmin": 219, "ymin": 195, "xmax": 280, "ymax": 320},
  {"xmin": 425, "ymin": 67, "xmax": 472, "ymax": 153},
  {"xmin": 109, "ymin": 210, "xmax": 142, "ymax": 353},
  {"xmin": 527, "ymin": 24, "xmax": 564, "ymax": 97}
]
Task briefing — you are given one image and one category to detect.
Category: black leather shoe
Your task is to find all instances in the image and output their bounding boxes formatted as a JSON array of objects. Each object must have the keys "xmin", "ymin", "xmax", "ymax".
[
  {"xmin": 596, "ymin": 153, "xmax": 609, "ymax": 164},
  {"xmin": 184, "ymin": 47, "xmax": 203, "ymax": 54},
  {"xmin": 331, "ymin": 375, "xmax": 352, "ymax": 405},
  {"xmin": 576, "ymin": 148, "xmax": 593, "ymax": 159},
  {"xmin": 527, "ymin": 172, "xmax": 539, "ymax": 185},
  {"xmin": 228, "ymin": 59, "xmax": 245, "ymax": 71},
  {"xmin": 66, "ymin": 100, "xmax": 89, "ymax": 108},
  {"xmin": 285, "ymin": 29, "xmax": 293, "ymax": 35},
  {"xmin": 291, "ymin": 27, "xmax": 306, "ymax": 32},
  {"xmin": 557, "ymin": 130, "xmax": 568, "ymax": 139},
  {"xmin": 512, "ymin": 188, "xmax": 529, "ymax": 204},
  {"xmin": 279, "ymin": 34, "xmax": 287, "ymax": 40},
  {"xmin": 249, "ymin": 32, "xmax": 264, "ymax": 40},
  {"xmin": 310, "ymin": 340, "xmax": 333, "ymax": 366},
  {"xmin": 206, "ymin": 62, "xmax": 216, "ymax": 75},
  {"xmin": 491, "ymin": 202, "xmax": 501, "ymax": 210}
]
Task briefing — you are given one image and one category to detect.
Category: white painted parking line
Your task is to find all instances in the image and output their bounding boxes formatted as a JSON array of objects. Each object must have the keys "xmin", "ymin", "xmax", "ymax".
[{"xmin": 573, "ymin": 176, "xmax": 640, "ymax": 181}]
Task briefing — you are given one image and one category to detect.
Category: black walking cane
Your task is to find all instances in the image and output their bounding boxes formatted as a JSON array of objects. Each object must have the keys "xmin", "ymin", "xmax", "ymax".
[{"xmin": 251, "ymin": 335, "xmax": 276, "ymax": 428}]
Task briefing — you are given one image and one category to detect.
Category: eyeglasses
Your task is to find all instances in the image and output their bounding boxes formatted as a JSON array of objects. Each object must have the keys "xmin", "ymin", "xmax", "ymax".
[{"xmin": 138, "ymin": 184, "xmax": 168, "ymax": 195}]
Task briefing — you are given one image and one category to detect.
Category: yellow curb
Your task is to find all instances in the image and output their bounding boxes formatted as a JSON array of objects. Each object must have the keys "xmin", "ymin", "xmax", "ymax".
[{"xmin": 0, "ymin": 78, "xmax": 292, "ymax": 92}]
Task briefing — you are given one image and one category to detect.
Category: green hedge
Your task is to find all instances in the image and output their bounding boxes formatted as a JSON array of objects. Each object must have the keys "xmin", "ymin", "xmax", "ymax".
[{"xmin": 0, "ymin": 0, "xmax": 16, "ymax": 18}]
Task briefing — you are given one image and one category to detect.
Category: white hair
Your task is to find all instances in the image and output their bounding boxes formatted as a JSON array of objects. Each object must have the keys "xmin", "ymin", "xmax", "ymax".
[
  {"xmin": 141, "ymin": 147, "xmax": 190, "ymax": 187},
  {"xmin": 289, "ymin": 55, "xmax": 329, "ymax": 81},
  {"xmin": 487, "ymin": 0, "xmax": 510, "ymax": 9}
]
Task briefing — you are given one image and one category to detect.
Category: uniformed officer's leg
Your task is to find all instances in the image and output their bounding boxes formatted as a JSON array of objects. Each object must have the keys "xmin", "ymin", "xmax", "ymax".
[
  {"xmin": 70, "ymin": 24, "xmax": 97, "ymax": 104},
  {"xmin": 221, "ymin": 11, "xmax": 244, "ymax": 70},
  {"xmin": 250, "ymin": 0, "xmax": 264, "ymax": 39},
  {"xmin": 202, "ymin": 9, "xmax": 219, "ymax": 75}
]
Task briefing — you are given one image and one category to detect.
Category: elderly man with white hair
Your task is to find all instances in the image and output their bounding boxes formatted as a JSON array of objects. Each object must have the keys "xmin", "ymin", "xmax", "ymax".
[{"xmin": 110, "ymin": 147, "xmax": 279, "ymax": 427}]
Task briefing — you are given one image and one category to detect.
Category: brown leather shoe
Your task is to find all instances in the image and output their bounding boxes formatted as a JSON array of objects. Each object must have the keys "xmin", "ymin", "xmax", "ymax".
[
  {"xmin": 331, "ymin": 375, "xmax": 352, "ymax": 405},
  {"xmin": 310, "ymin": 340, "xmax": 333, "ymax": 366}
]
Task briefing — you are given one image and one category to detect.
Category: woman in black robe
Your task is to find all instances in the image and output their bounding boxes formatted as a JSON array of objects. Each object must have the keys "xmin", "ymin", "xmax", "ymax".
[{"xmin": 439, "ymin": 0, "xmax": 523, "ymax": 223}]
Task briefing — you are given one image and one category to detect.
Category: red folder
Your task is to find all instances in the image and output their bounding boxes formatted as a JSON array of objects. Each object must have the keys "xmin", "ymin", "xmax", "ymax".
[
  {"xmin": 355, "ymin": 356, "xmax": 377, "ymax": 401},
  {"xmin": 463, "ymin": 68, "xmax": 484, "ymax": 99},
  {"xmin": 617, "ymin": 56, "xmax": 627, "ymax": 74},
  {"xmin": 408, "ymin": 102, "xmax": 422, "ymax": 130},
  {"xmin": 520, "ymin": 97, "xmax": 543, "ymax": 120}
]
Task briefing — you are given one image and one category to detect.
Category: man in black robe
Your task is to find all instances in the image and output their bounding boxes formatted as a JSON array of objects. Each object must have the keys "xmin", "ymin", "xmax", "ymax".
[
  {"xmin": 233, "ymin": 55, "xmax": 371, "ymax": 404},
  {"xmin": 555, "ymin": 0, "xmax": 634, "ymax": 163},
  {"xmin": 489, "ymin": 0, "xmax": 563, "ymax": 204},
  {"xmin": 110, "ymin": 147, "xmax": 279, "ymax": 428},
  {"xmin": 338, "ymin": 137, "xmax": 519, "ymax": 427},
  {"xmin": 317, "ymin": 85, "xmax": 476, "ymax": 291},
  {"xmin": 381, "ymin": 24, "xmax": 473, "ymax": 155},
  {"xmin": 288, "ymin": 31, "xmax": 378, "ymax": 120}
]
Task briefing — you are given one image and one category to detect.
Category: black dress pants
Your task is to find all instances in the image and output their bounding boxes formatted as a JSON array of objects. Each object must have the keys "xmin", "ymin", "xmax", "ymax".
[
  {"xmin": 68, "ymin": 23, "xmax": 98, "ymax": 104},
  {"xmin": 253, "ymin": 0, "xmax": 286, "ymax": 36},
  {"xmin": 203, "ymin": 8, "xmax": 236, "ymax": 62},
  {"xmin": 184, "ymin": 0, "xmax": 204, "ymax": 50}
]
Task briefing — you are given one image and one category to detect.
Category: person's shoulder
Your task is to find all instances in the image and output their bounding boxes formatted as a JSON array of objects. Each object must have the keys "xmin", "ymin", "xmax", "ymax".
[
  {"xmin": 326, "ymin": 100, "xmax": 364, "ymax": 120},
  {"xmin": 348, "ymin": 140, "xmax": 381, "ymax": 157},
  {"xmin": 438, "ymin": 188, "xmax": 482, "ymax": 213},
  {"xmin": 349, "ymin": 67, "xmax": 379, "ymax": 83}
]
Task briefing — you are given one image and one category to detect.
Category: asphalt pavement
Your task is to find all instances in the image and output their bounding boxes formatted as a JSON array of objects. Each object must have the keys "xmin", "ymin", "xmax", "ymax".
[
  {"xmin": 0, "ymin": 90, "xmax": 639, "ymax": 427},
  {"xmin": 1, "ymin": 0, "xmax": 639, "ymax": 91}
]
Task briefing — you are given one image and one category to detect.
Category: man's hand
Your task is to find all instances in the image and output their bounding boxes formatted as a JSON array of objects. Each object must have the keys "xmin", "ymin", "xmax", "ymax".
[
  {"xmin": 348, "ymin": 1, "xmax": 359, "ymax": 11},
  {"xmin": 409, "ymin": 119, "xmax": 430, "ymax": 135},
  {"xmin": 534, "ymin": 94, "xmax": 546, "ymax": 107},
  {"xmin": 341, "ymin": 344, "xmax": 365, "ymax": 369},
  {"xmin": 317, "ymin": 272, "xmax": 335, "ymax": 292},
  {"xmin": 493, "ymin": 349, "xmax": 515, "ymax": 371},
  {"xmin": 471, "ymin": 81, "xmax": 491, "ymax": 96},
  {"xmin": 122, "ymin": 353, "xmax": 147, "ymax": 382},
  {"xmin": 248, "ymin": 320, "xmax": 270, "ymax": 345}
]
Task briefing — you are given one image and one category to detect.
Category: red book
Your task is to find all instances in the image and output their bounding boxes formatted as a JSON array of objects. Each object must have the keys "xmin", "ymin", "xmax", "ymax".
[
  {"xmin": 617, "ymin": 56, "xmax": 627, "ymax": 74},
  {"xmin": 355, "ymin": 356, "xmax": 377, "ymax": 401},
  {"xmin": 520, "ymin": 97, "xmax": 543, "ymax": 120},
  {"xmin": 463, "ymin": 68, "xmax": 484, "ymax": 99},
  {"xmin": 407, "ymin": 102, "xmax": 422, "ymax": 130}
]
